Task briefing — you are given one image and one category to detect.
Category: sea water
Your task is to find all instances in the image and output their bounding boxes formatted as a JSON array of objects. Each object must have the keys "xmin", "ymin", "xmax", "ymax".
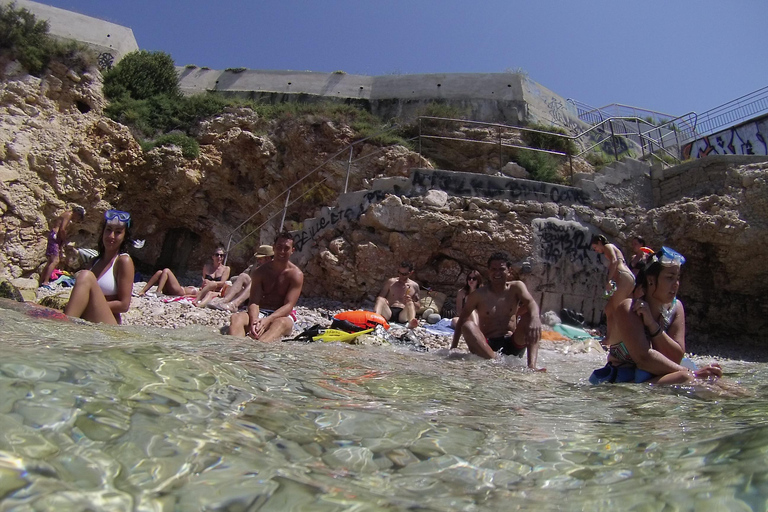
[{"xmin": 0, "ymin": 307, "xmax": 767, "ymax": 511}]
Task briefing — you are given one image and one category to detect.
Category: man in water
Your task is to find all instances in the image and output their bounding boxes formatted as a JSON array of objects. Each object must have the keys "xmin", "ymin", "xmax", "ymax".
[
  {"xmin": 40, "ymin": 205, "xmax": 86, "ymax": 288},
  {"xmin": 228, "ymin": 231, "xmax": 303, "ymax": 341},
  {"xmin": 374, "ymin": 261, "xmax": 421, "ymax": 329},
  {"xmin": 451, "ymin": 251, "xmax": 544, "ymax": 371}
]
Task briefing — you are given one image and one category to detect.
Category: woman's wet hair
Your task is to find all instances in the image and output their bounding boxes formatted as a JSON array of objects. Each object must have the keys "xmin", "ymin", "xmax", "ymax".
[
  {"xmin": 97, "ymin": 218, "xmax": 134, "ymax": 258},
  {"xmin": 590, "ymin": 234, "xmax": 608, "ymax": 246},
  {"xmin": 636, "ymin": 248, "xmax": 681, "ymax": 294}
]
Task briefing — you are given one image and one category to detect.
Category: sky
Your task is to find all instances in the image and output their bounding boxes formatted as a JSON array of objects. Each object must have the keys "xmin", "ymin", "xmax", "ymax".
[{"xmin": 38, "ymin": 0, "xmax": 767, "ymax": 117}]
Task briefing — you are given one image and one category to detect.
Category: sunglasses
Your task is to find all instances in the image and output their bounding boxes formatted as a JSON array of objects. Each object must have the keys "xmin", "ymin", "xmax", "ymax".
[
  {"xmin": 398, "ymin": 271, "xmax": 410, "ymax": 276},
  {"xmin": 467, "ymin": 276, "xmax": 478, "ymax": 281},
  {"xmin": 214, "ymin": 253, "xmax": 225, "ymax": 257},
  {"xmin": 105, "ymin": 209, "xmax": 131, "ymax": 226}
]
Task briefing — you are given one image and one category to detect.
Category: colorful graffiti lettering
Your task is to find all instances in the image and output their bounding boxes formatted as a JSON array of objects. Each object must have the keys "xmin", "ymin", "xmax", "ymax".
[{"xmin": 682, "ymin": 117, "xmax": 768, "ymax": 159}]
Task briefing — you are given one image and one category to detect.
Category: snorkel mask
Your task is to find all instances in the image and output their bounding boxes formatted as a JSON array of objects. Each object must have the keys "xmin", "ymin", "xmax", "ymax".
[
  {"xmin": 104, "ymin": 209, "xmax": 131, "ymax": 227},
  {"xmin": 654, "ymin": 246, "xmax": 686, "ymax": 266}
]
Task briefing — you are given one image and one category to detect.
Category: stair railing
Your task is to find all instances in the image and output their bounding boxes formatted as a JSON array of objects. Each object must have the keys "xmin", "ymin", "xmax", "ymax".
[{"xmin": 223, "ymin": 124, "xmax": 410, "ymax": 263}]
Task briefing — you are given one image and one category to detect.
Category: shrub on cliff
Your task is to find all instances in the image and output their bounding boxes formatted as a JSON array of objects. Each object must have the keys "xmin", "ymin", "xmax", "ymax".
[
  {"xmin": 103, "ymin": 50, "xmax": 180, "ymax": 101},
  {"xmin": 0, "ymin": 3, "xmax": 95, "ymax": 75},
  {"xmin": 140, "ymin": 132, "xmax": 199, "ymax": 159},
  {"xmin": 522, "ymin": 123, "xmax": 577, "ymax": 156}
]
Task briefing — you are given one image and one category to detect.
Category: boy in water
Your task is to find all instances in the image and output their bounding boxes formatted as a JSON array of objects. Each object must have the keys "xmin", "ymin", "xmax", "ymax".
[{"xmin": 40, "ymin": 206, "xmax": 85, "ymax": 288}]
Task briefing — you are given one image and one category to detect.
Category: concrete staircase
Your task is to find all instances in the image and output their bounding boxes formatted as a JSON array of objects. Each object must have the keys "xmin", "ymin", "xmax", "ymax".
[{"xmin": 572, "ymin": 158, "xmax": 653, "ymax": 210}]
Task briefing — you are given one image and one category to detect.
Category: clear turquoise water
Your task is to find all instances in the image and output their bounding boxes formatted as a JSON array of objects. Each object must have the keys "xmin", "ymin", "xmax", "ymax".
[{"xmin": 0, "ymin": 307, "xmax": 767, "ymax": 511}]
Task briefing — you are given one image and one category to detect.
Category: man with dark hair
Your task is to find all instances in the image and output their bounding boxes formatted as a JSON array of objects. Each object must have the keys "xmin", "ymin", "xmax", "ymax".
[
  {"xmin": 228, "ymin": 231, "xmax": 303, "ymax": 341},
  {"xmin": 451, "ymin": 251, "xmax": 544, "ymax": 371},
  {"xmin": 374, "ymin": 260, "xmax": 421, "ymax": 329}
]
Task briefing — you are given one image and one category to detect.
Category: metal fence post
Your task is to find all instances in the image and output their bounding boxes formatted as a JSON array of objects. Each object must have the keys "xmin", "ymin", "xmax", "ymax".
[
  {"xmin": 343, "ymin": 145, "xmax": 354, "ymax": 194},
  {"xmin": 609, "ymin": 120, "xmax": 619, "ymax": 161},
  {"xmin": 278, "ymin": 189, "xmax": 291, "ymax": 232}
]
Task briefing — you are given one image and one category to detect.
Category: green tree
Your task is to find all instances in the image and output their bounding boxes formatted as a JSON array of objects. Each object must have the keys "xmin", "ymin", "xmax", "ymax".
[
  {"xmin": 102, "ymin": 50, "xmax": 179, "ymax": 101},
  {"xmin": 0, "ymin": 2, "xmax": 53, "ymax": 75}
]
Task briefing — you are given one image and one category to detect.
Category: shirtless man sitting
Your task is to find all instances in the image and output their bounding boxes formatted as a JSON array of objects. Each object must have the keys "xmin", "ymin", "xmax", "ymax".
[
  {"xmin": 228, "ymin": 232, "xmax": 304, "ymax": 341},
  {"xmin": 374, "ymin": 261, "xmax": 421, "ymax": 329},
  {"xmin": 451, "ymin": 251, "xmax": 544, "ymax": 371}
]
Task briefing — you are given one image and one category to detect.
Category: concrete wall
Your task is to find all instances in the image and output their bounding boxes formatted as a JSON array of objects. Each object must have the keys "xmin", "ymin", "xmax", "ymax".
[
  {"xmin": 682, "ymin": 114, "xmax": 768, "ymax": 160},
  {"xmin": 176, "ymin": 67, "xmax": 586, "ymax": 129},
  {"xmin": 1, "ymin": 0, "xmax": 139, "ymax": 70},
  {"xmin": 651, "ymin": 155, "xmax": 768, "ymax": 207}
]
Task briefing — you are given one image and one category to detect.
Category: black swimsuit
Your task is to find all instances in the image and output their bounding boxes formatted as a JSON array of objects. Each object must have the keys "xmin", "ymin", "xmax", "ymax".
[{"xmin": 205, "ymin": 274, "xmax": 222, "ymax": 282}]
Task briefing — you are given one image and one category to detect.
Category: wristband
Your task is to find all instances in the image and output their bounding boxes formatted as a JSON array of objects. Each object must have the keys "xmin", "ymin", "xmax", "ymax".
[{"xmin": 649, "ymin": 325, "xmax": 663, "ymax": 338}]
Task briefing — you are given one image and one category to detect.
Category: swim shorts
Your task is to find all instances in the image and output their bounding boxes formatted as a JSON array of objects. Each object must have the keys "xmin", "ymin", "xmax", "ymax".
[
  {"xmin": 259, "ymin": 308, "xmax": 297, "ymax": 329},
  {"xmin": 390, "ymin": 306, "xmax": 404, "ymax": 322},
  {"xmin": 589, "ymin": 363, "xmax": 653, "ymax": 385},
  {"xmin": 45, "ymin": 230, "xmax": 61, "ymax": 258},
  {"xmin": 487, "ymin": 334, "xmax": 526, "ymax": 357}
]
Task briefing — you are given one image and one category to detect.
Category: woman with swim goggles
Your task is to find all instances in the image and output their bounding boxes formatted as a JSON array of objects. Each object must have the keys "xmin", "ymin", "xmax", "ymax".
[
  {"xmin": 64, "ymin": 210, "xmax": 136, "ymax": 324},
  {"xmin": 591, "ymin": 246, "xmax": 722, "ymax": 384}
]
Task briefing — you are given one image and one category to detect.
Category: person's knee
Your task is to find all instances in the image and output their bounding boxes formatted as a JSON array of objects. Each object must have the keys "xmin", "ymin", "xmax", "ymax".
[{"xmin": 75, "ymin": 269, "xmax": 96, "ymax": 285}]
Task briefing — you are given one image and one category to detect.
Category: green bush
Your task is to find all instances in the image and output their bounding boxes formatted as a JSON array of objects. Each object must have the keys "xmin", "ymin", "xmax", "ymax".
[
  {"xmin": 0, "ymin": 3, "xmax": 95, "ymax": 75},
  {"xmin": 140, "ymin": 132, "xmax": 199, "ymax": 159},
  {"xmin": 513, "ymin": 149, "xmax": 563, "ymax": 183},
  {"xmin": 102, "ymin": 50, "xmax": 179, "ymax": 101},
  {"xmin": 522, "ymin": 123, "xmax": 577, "ymax": 155}
]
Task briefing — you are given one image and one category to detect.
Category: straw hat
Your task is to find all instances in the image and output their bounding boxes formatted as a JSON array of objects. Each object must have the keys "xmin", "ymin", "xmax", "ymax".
[{"xmin": 255, "ymin": 245, "xmax": 274, "ymax": 258}]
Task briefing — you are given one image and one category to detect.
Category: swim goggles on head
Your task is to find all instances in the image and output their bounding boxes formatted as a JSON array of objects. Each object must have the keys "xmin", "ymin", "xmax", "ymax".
[
  {"xmin": 653, "ymin": 246, "xmax": 686, "ymax": 266},
  {"xmin": 105, "ymin": 209, "xmax": 131, "ymax": 227}
]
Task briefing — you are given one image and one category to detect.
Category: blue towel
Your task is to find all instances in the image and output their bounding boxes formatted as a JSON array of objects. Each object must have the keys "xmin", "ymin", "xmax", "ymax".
[{"xmin": 425, "ymin": 318, "xmax": 455, "ymax": 336}]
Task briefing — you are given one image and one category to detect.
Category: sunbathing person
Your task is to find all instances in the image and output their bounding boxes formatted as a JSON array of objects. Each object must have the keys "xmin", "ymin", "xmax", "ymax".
[
  {"xmin": 374, "ymin": 261, "xmax": 421, "ymax": 329},
  {"xmin": 64, "ymin": 210, "xmax": 135, "ymax": 324},
  {"xmin": 228, "ymin": 232, "xmax": 303, "ymax": 341},
  {"xmin": 451, "ymin": 251, "xmax": 544, "ymax": 371},
  {"xmin": 591, "ymin": 247, "xmax": 722, "ymax": 384},
  {"xmin": 450, "ymin": 270, "xmax": 482, "ymax": 329},
  {"xmin": 193, "ymin": 247, "xmax": 231, "ymax": 306},
  {"xmin": 139, "ymin": 247, "xmax": 230, "ymax": 298},
  {"xmin": 207, "ymin": 245, "xmax": 273, "ymax": 312}
]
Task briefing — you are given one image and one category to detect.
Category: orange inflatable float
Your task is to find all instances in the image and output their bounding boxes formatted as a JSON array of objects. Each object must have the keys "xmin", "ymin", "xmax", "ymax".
[{"xmin": 333, "ymin": 310, "xmax": 390, "ymax": 331}]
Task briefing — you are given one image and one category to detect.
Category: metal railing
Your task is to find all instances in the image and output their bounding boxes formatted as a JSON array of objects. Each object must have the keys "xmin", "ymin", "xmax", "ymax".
[
  {"xmin": 223, "ymin": 124, "xmax": 412, "ymax": 263},
  {"xmin": 416, "ymin": 114, "xmax": 688, "ymax": 180},
  {"xmin": 686, "ymin": 85, "xmax": 768, "ymax": 141}
]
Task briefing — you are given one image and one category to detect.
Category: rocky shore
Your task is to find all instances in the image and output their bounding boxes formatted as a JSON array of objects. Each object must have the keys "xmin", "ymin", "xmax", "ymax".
[{"xmin": 30, "ymin": 280, "xmax": 581, "ymax": 355}]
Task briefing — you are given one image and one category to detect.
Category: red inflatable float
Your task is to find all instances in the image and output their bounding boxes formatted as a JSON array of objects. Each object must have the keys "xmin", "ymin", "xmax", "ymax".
[{"xmin": 333, "ymin": 310, "xmax": 390, "ymax": 331}]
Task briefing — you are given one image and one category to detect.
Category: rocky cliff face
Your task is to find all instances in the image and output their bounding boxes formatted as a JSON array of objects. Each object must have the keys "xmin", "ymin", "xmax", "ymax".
[{"xmin": 1, "ymin": 62, "xmax": 766, "ymax": 348}]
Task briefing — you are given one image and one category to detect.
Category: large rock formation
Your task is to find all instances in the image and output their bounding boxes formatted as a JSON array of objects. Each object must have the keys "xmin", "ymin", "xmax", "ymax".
[{"xmin": 1, "ymin": 61, "xmax": 766, "ymax": 351}]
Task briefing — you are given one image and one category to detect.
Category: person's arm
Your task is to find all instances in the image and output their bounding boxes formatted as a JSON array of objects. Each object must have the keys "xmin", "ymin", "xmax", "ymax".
[
  {"xmin": 451, "ymin": 290, "xmax": 479, "ymax": 349},
  {"xmin": 515, "ymin": 282, "xmax": 541, "ymax": 345},
  {"xmin": 651, "ymin": 301, "xmax": 686, "ymax": 363},
  {"xmin": 455, "ymin": 289, "xmax": 467, "ymax": 317},
  {"xmin": 220, "ymin": 265, "xmax": 231, "ymax": 283},
  {"xmin": 246, "ymin": 267, "xmax": 264, "ymax": 338},
  {"xmin": 108, "ymin": 255, "xmax": 134, "ymax": 314},
  {"xmin": 605, "ymin": 245, "xmax": 620, "ymax": 283},
  {"xmin": 377, "ymin": 279, "xmax": 393, "ymax": 301},
  {"xmin": 616, "ymin": 299, "xmax": 688, "ymax": 376},
  {"xmin": 410, "ymin": 282, "xmax": 421, "ymax": 309}
]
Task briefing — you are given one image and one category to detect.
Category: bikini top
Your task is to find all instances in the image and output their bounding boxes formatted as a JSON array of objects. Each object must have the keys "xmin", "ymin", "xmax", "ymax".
[
  {"xmin": 205, "ymin": 274, "xmax": 222, "ymax": 282},
  {"xmin": 94, "ymin": 254, "xmax": 127, "ymax": 297}
]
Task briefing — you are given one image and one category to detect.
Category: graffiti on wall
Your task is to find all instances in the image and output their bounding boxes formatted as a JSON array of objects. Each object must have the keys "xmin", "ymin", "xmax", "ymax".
[
  {"xmin": 412, "ymin": 169, "xmax": 590, "ymax": 205},
  {"xmin": 293, "ymin": 190, "xmax": 386, "ymax": 253},
  {"xmin": 682, "ymin": 117, "xmax": 768, "ymax": 159},
  {"xmin": 97, "ymin": 52, "xmax": 115, "ymax": 70},
  {"xmin": 532, "ymin": 218, "xmax": 593, "ymax": 265}
]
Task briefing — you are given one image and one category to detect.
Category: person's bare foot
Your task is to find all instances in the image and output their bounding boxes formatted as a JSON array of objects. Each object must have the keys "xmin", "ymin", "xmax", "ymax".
[{"xmin": 407, "ymin": 318, "xmax": 419, "ymax": 329}]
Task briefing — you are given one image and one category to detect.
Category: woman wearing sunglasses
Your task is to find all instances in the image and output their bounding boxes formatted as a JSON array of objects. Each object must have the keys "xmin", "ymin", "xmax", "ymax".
[
  {"xmin": 450, "ymin": 270, "xmax": 482, "ymax": 330},
  {"xmin": 64, "ymin": 210, "xmax": 135, "ymax": 324},
  {"xmin": 138, "ymin": 247, "xmax": 230, "ymax": 299},
  {"xmin": 590, "ymin": 247, "xmax": 722, "ymax": 384},
  {"xmin": 192, "ymin": 248, "xmax": 231, "ymax": 307}
]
